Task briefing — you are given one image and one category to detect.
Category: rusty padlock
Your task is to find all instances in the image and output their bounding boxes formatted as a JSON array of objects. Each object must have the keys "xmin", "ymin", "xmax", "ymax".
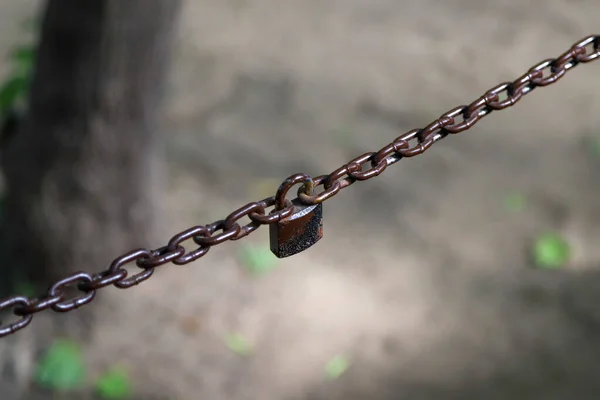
[{"xmin": 269, "ymin": 174, "xmax": 323, "ymax": 258}]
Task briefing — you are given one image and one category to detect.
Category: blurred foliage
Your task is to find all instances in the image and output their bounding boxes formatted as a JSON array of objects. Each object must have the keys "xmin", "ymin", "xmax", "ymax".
[
  {"xmin": 35, "ymin": 339, "xmax": 86, "ymax": 391},
  {"xmin": 531, "ymin": 232, "xmax": 571, "ymax": 269},
  {"xmin": 225, "ymin": 333, "xmax": 253, "ymax": 356},
  {"xmin": 0, "ymin": 17, "xmax": 38, "ymax": 121},
  {"xmin": 95, "ymin": 366, "xmax": 133, "ymax": 400},
  {"xmin": 238, "ymin": 244, "xmax": 279, "ymax": 277},
  {"xmin": 14, "ymin": 280, "xmax": 36, "ymax": 297},
  {"xmin": 325, "ymin": 354, "xmax": 351, "ymax": 380}
]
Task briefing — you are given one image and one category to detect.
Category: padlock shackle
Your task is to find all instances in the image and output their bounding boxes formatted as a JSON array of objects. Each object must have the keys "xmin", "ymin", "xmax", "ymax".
[{"xmin": 275, "ymin": 173, "xmax": 314, "ymax": 210}]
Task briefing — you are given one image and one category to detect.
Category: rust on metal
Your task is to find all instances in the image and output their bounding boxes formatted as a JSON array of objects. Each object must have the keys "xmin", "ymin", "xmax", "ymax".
[
  {"xmin": 270, "ymin": 200, "xmax": 323, "ymax": 258},
  {"xmin": 269, "ymin": 173, "xmax": 323, "ymax": 258},
  {"xmin": 0, "ymin": 34, "xmax": 598, "ymax": 338}
]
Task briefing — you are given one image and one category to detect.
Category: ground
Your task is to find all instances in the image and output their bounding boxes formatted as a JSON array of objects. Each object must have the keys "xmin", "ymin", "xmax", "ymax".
[{"xmin": 1, "ymin": 0, "xmax": 600, "ymax": 399}]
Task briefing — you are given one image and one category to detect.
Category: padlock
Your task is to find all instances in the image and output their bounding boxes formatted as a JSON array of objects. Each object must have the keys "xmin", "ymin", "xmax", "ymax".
[{"xmin": 269, "ymin": 174, "xmax": 323, "ymax": 258}]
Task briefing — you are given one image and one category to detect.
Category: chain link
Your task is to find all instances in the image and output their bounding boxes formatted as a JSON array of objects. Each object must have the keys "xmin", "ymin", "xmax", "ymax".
[{"xmin": 0, "ymin": 34, "xmax": 598, "ymax": 338}]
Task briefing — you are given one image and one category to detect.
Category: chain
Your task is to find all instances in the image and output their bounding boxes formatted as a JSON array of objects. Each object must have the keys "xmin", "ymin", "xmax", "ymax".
[{"xmin": 0, "ymin": 34, "xmax": 598, "ymax": 338}]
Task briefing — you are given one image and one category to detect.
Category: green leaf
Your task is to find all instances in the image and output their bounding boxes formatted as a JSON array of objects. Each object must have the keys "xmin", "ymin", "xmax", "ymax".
[
  {"xmin": 238, "ymin": 245, "xmax": 278, "ymax": 277},
  {"xmin": 531, "ymin": 232, "xmax": 571, "ymax": 269},
  {"xmin": 95, "ymin": 366, "xmax": 132, "ymax": 399},
  {"xmin": 14, "ymin": 281, "xmax": 36, "ymax": 297},
  {"xmin": 10, "ymin": 46, "xmax": 36, "ymax": 70},
  {"xmin": 0, "ymin": 75, "xmax": 29, "ymax": 114},
  {"xmin": 35, "ymin": 339, "xmax": 86, "ymax": 391},
  {"xmin": 225, "ymin": 333, "xmax": 253, "ymax": 356},
  {"xmin": 325, "ymin": 355, "xmax": 350, "ymax": 380},
  {"xmin": 504, "ymin": 192, "xmax": 526, "ymax": 212}
]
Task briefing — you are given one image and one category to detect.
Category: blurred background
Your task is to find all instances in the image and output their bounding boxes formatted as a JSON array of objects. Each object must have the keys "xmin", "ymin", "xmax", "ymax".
[{"xmin": 0, "ymin": 0, "xmax": 599, "ymax": 399}]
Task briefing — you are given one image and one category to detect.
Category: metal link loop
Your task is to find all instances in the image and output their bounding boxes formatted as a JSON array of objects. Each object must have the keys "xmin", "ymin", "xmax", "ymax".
[
  {"xmin": 486, "ymin": 82, "xmax": 523, "ymax": 110},
  {"xmin": 462, "ymin": 96, "xmax": 493, "ymax": 123},
  {"xmin": 1, "ymin": 34, "xmax": 597, "ymax": 338},
  {"xmin": 166, "ymin": 226, "xmax": 211, "ymax": 265},
  {"xmin": 82, "ymin": 269, "xmax": 128, "ymax": 291},
  {"xmin": 48, "ymin": 272, "xmax": 96, "ymax": 312},
  {"xmin": 554, "ymin": 47, "xmax": 585, "ymax": 71},
  {"xmin": 322, "ymin": 164, "xmax": 360, "ymax": 190},
  {"xmin": 371, "ymin": 137, "xmax": 410, "ymax": 168},
  {"xmin": 223, "ymin": 202, "xmax": 265, "ymax": 240},
  {"xmin": 440, "ymin": 105, "xmax": 481, "ymax": 134},
  {"xmin": 194, "ymin": 220, "xmax": 242, "ymax": 247},
  {"xmin": 248, "ymin": 196, "xmax": 294, "ymax": 224},
  {"xmin": 399, "ymin": 129, "xmax": 436, "ymax": 157},
  {"xmin": 297, "ymin": 175, "xmax": 342, "ymax": 204},
  {"xmin": 511, "ymin": 70, "xmax": 541, "ymax": 97},
  {"xmin": 574, "ymin": 35, "xmax": 600, "ymax": 62},
  {"xmin": 419, "ymin": 117, "xmax": 453, "ymax": 142},
  {"xmin": 0, "ymin": 297, "xmax": 32, "ymax": 337},
  {"xmin": 109, "ymin": 249, "xmax": 154, "ymax": 289},
  {"xmin": 529, "ymin": 59, "xmax": 567, "ymax": 86},
  {"xmin": 346, "ymin": 152, "xmax": 388, "ymax": 181},
  {"xmin": 15, "ymin": 295, "xmax": 62, "ymax": 315},
  {"xmin": 137, "ymin": 245, "xmax": 186, "ymax": 269},
  {"xmin": 274, "ymin": 173, "xmax": 316, "ymax": 207}
]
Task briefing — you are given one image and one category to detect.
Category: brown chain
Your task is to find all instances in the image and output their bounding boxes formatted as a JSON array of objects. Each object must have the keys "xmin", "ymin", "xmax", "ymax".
[{"xmin": 1, "ymin": 34, "xmax": 598, "ymax": 338}]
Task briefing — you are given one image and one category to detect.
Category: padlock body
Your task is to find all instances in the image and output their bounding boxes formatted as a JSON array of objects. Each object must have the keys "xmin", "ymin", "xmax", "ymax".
[{"xmin": 269, "ymin": 200, "xmax": 323, "ymax": 258}]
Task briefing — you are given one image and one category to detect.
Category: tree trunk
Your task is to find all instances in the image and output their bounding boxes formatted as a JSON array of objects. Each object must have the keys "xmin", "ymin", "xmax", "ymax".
[{"xmin": 0, "ymin": 0, "xmax": 181, "ymax": 315}]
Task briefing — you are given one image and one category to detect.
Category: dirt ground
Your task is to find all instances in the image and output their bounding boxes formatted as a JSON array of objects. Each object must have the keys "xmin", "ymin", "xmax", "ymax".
[{"xmin": 1, "ymin": 0, "xmax": 600, "ymax": 399}]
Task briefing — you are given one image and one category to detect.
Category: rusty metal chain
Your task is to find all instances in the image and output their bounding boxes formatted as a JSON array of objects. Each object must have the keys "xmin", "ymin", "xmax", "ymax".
[{"xmin": 1, "ymin": 34, "xmax": 598, "ymax": 338}]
